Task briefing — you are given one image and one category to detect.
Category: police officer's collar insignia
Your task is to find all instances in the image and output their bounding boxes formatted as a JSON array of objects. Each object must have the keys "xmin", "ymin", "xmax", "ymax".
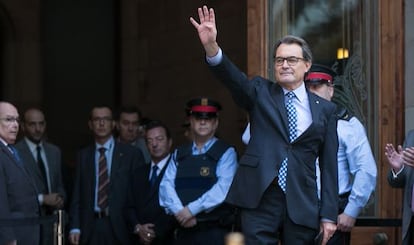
[{"xmin": 200, "ymin": 167, "xmax": 210, "ymax": 176}]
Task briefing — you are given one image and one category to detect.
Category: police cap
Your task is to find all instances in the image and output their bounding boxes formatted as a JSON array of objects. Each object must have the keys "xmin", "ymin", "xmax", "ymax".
[
  {"xmin": 186, "ymin": 97, "xmax": 222, "ymax": 119},
  {"xmin": 304, "ymin": 64, "xmax": 336, "ymax": 86}
]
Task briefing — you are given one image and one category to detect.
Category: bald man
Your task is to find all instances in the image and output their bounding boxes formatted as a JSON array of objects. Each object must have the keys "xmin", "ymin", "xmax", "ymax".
[
  {"xmin": 0, "ymin": 102, "xmax": 40, "ymax": 245},
  {"xmin": 16, "ymin": 107, "xmax": 66, "ymax": 245}
]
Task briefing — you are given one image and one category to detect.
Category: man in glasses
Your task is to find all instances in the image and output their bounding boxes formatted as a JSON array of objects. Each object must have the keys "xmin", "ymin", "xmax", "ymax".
[
  {"xmin": 305, "ymin": 64, "xmax": 377, "ymax": 245},
  {"xmin": 190, "ymin": 6, "xmax": 339, "ymax": 245},
  {"xmin": 68, "ymin": 105, "xmax": 144, "ymax": 245},
  {"xmin": 0, "ymin": 101, "xmax": 40, "ymax": 245}
]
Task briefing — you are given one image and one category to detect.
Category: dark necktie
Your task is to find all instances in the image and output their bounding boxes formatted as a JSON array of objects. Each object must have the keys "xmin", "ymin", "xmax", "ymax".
[
  {"xmin": 150, "ymin": 165, "xmax": 158, "ymax": 187},
  {"xmin": 278, "ymin": 91, "xmax": 298, "ymax": 192},
  {"xmin": 8, "ymin": 145, "xmax": 22, "ymax": 165},
  {"xmin": 37, "ymin": 145, "xmax": 49, "ymax": 193},
  {"xmin": 98, "ymin": 147, "xmax": 109, "ymax": 210}
]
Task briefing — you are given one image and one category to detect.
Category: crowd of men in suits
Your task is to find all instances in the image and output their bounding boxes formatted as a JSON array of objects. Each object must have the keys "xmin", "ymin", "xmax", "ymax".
[{"xmin": 0, "ymin": 100, "xmax": 239, "ymax": 245}]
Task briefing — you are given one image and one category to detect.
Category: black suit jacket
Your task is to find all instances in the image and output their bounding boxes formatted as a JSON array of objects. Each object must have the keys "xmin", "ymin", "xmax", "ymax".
[
  {"xmin": 15, "ymin": 139, "xmax": 66, "ymax": 206},
  {"xmin": 210, "ymin": 54, "xmax": 339, "ymax": 229},
  {"xmin": 0, "ymin": 142, "xmax": 40, "ymax": 245},
  {"xmin": 69, "ymin": 141, "xmax": 144, "ymax": 245},
  {"xmin": 387, "ymin": 129, "xmax": 414, "ymax": 243},
  {"xmin": 125, "ymin": 156, "xmax": 175, "ymax": 245}
]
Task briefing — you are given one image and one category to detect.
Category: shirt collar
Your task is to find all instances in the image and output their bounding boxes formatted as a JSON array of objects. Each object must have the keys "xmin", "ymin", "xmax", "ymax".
[
  {"xmin": 191, "ymin": 137, "xmax": 218, "ymax": 154},
  {"xmin": 24, "ymin": 137, "xmax": 43, "ymax": 153},
  {"xmin": 282, "ymin": 82, "xmax": 307, "ymax": 103},
  {"xmin": 151, "ymin": 153, "xmax": 171, "ymax": 170},
  {"xmin": 95, "ymin": 136, "xmax": 114, "ymax": 151}
]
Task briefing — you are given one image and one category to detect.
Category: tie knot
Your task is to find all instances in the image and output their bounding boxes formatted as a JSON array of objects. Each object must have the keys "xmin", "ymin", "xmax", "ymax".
[
  {"xmin": 98, "ymin": 147, "xmax": 106, "ymax": 155},
  {"xmin": 37, "ymin": 145, "xmax": 42, "ymax": 151},
  {"xmin": 286, "ymin": 91, "xmax": 295, "ymax": 99},
  {"xmin": 152, "ymin": 165, "xmax": 158, "ymax": 172}
]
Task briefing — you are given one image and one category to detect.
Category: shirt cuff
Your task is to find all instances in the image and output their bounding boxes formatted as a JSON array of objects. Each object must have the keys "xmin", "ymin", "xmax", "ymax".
[
  {"xmin": 344, "ymin": 205, "xmax": 360, "ymax": 218},
  {"xmin": 392, "ymin": 165, "xmax": 405, "ymax": 178},
  {"xmin": 38, "ymin": 194, "xmax": 44, "ymax": 204},
  {"xmin": 206, "ymin": 48, "xmax": 223, "ymax": 66},
  {"xmin": 70, "ymin": 229, "xmax": 81, "ymax": 234},
  {"xmin": 321, "ymin": 218, "xmax": 336, "ymax": 223}
]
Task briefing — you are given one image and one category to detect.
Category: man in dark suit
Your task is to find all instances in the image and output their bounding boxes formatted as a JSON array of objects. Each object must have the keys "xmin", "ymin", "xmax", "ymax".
[
  {"xmin": 190, "ymin": 6, "xmax": 339, "ymax": 245},
  {"xmin": 0, "ymin": 101, "xmax": 40, "ymax": 245},
  {"xmin": 386, "ymin": 130, "xmax": 414, "ymax": 245},
  {"xmin": 115, "ymin": 105, "xmax": 151, "ymax": 164},
  {"xmin": 68, "ymin": 105, "xmax": 145, "ymax": 245},
  {"xmin": 15, "ymin": 107, "xmax": 66, "ymax": 245},
  {"xmin": 125, "ymin": 120, "xmax": 176, "ymax": 245}
]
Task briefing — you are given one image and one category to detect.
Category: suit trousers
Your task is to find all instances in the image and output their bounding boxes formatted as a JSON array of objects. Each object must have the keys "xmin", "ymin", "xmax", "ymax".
[
  {"xmin": 174, "ymin": 225, "xmax": 229, "ymax": 245},
  {"xmin": 403, "ymin": 216, "xmax": 414, "ymax": 245},
  {"xmin": 241, "ymin": 180, "xmax": 319, "ymax": 245},
  {"xmin": 326, "ymin": 193, "xmax": 351, "ymax": 245},
  {"xmin": 86, "ymin": 217, "xmax": 121, "ymax": 245}
]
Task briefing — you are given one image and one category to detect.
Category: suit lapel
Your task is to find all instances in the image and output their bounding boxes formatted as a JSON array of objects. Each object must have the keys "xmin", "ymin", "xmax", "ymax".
[
  {"xmin": 295, "ymin": 91, "xmax": 324, "ymax": 141},
  {"xmin": 86, "ymin": 146, "xmax": 96, "ymax": 191},
  {"xmin": 110, "ymin": 143, "xmax": 122, "ymax": 183},
  {"xmin": 0, "ymin": 142, "xmax": 39, "ymax": 192},
  {"xmin": 271, "ymin": 84, "xmax": 290, "ymax": 142},
  {"xmin": 43, "ymin": 143, "xmax": 55, "ymax": 189},
  {"xmin": 21, "ymin": 141, "xmax": 45, "ymax": 183}
]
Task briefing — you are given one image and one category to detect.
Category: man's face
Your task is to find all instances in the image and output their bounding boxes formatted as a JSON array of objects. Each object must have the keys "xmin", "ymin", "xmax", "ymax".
[
  {"xmin": 274, "ymin": 43, "xmax": 311, "ymax": 90},
  {"xmin": 88, "ymin": 107, "xmax": 115, "ymax": 141},
  {"xmin": 146, "ymin": 126, "xmax": 172, "ymax": 163},
  {"xmin": 22, "ymin": 109, "xmax": 46, "ymax": 143},
  {"xmin": 117, "ymin": 112, "xmax": 139, "ymax": 143},
  {"xmin": 0, "ymin": 102, "xmax": 19, "ymax": 144},
  {"xmin": 307, "ymin": 83, "xmax": 334, "ymax": 101},
  {"xmin": 190, "ymin": 117, "xmax": 218, "ymax": 139}
]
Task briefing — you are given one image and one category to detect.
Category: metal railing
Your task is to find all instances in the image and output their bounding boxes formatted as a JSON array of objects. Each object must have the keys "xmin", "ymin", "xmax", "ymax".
[{"xmin": 0, "ymin": 210, "xmax": 65, "ymax": 245}]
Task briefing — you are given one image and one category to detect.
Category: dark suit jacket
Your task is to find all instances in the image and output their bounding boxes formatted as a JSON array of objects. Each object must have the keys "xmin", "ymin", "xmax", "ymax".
[
  {"xmin": 15, "ymin": 139, "xmax": 66, "ymax": 208},
  {"xmin": 210, "ymin": 54, "xmax": 339, "ymax": 229},
  {"xmin": 387, "ymin": 129, "xmax": 414, "ymax": 243},
  {"xmin": 69, "ymin": 141, "xmax": 144, "ymax": 245},
  {"xmin": 0, "ymin": 142, "xmax": 40, "ymax": 245},
  {"xmin": 125, "ymin": 157, "xmax": 175, "ymax": 245}
]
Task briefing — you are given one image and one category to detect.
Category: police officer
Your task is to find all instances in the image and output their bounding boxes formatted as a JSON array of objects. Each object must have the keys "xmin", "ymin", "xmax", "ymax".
[
  {"xmin": 159, "ymin": 97, "xmax": 238, "ymax": 245},
  {"xmin": 305, "ymin": 65, "xmax": 377, "ymax": 245}
]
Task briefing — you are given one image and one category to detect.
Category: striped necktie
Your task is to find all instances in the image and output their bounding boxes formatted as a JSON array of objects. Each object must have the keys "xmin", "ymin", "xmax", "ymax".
[{"xmin": 98, "ymin": 147, "xmax": 109, "ymax": 210}]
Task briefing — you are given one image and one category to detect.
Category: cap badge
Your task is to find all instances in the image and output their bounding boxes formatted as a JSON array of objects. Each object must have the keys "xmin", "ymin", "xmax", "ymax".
[
  {"xmin": 200, "ymin": 167, "xmax": 210, "ymax": 176},
  {"xmin": 201, "ymin": 98, "xmax": 208, "ymax": 106}
]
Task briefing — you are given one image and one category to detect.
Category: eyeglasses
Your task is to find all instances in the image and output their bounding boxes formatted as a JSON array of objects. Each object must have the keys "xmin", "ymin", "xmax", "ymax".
[
  {"xmin": 274, "ymin": 56, "xmax": 305, "ymax": 66},
  {"xmin": 0, "ymin": 117, "xmax": 20, "ymax": 124},
  {"xmin": 91, "ymin": 117, "xmax": 113, "ymax": 123}
]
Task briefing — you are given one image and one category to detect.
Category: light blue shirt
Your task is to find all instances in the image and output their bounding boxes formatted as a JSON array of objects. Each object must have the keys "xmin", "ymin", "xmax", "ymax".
[
  {"xmin": 94, "ymin": 136, "xmax": 114, "ymax": 211},
  {"xmin": 159, "ymin": 137, "xmax": 237, "ymax": 216},
  {"xmin": 337, "ymin": 116, "xmax": 377, "ymax": 218}
]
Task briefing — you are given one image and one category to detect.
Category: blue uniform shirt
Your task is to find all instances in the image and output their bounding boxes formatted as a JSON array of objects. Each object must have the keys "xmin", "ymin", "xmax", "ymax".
[{"xmin": 159, "ymin": 137, "xmax": 237, "ymax": 216}]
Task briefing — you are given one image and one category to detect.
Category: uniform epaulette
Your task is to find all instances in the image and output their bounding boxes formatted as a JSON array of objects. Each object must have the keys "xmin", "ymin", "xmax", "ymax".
[{"xmin": 336, "ymin": 106, "xmax": 352, "ymax": 121}]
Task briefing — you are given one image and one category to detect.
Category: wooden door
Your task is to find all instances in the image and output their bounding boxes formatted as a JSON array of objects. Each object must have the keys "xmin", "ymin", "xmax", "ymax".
[{"xmin": 246, "ymin": 0, "xmax": 405, "ymax": 244}]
